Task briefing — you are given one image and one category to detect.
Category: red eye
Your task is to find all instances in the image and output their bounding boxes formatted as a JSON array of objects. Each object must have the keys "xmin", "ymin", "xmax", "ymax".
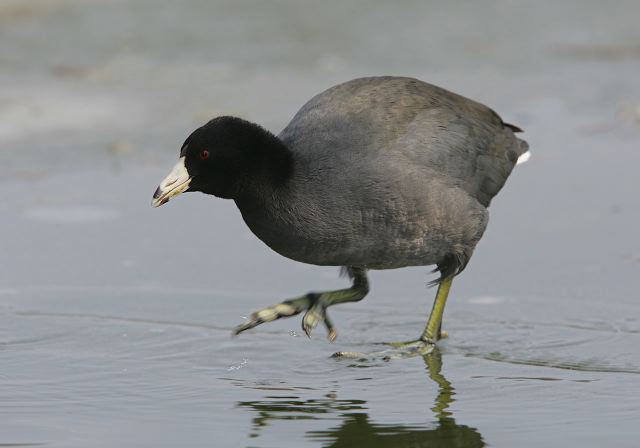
[{"xmin": 200, "ymin": 150, "xmax": 210, "ymax": 160}]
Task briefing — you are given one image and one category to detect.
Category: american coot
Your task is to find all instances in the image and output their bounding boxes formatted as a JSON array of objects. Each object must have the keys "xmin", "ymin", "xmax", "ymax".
[{"xmin": 152, "ymin": 76, "xmax": 528, "ymax": 348}]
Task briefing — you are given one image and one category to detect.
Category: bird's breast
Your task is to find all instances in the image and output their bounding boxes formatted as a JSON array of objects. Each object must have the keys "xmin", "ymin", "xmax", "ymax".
[{"xmin": 235, "ymin": 189, "xmax": 448, "ymax": 269}]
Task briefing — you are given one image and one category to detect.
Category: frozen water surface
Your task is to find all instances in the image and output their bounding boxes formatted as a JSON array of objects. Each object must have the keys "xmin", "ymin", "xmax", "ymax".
[{"xmin": 1, "ymin": 1, "xmax": 639, "ymax": 447}]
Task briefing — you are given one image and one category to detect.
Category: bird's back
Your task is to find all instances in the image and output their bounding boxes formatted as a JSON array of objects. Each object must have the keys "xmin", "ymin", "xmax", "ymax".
[{"xmin": 279, "ymin": 76, "xmax": 528, "ymax": 207}]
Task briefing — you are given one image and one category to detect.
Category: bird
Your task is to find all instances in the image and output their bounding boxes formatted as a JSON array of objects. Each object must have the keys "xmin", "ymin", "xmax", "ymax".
[{"xmin": 152, "ymin": 76, "xmax": 529, "ymax": 350}]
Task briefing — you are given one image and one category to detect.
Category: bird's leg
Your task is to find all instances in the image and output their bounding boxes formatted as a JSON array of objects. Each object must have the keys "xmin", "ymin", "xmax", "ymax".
[
  {"xmin": 421, "ymin": 275, "xmax": 453, "ymax": 342},
  {"xmin": 233, "ymin": 268, "xmax": 369, "ymax": 341},
  {"xmin": 388, "ymin": 276, "xmax": 453, "ymax": 348}
]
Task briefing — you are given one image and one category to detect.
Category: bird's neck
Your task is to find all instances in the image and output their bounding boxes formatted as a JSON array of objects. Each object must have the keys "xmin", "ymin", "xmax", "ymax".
[
  {"xmin": 232, "ymin": 124, "xmax": 299, "ymax": 233},
  {"xmin": 223, "ymin": 120, "xmax": 293, "ymax": 200}
]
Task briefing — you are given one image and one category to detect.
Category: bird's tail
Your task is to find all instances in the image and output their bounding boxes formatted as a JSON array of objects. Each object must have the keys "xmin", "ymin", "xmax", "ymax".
[
  {"xmin": 515, "ymin": 139, "xmax": 530, "ymax": 165},
  {"xmin": 504, "ymin": 122, "xmax": 530, "ymax": 165}
]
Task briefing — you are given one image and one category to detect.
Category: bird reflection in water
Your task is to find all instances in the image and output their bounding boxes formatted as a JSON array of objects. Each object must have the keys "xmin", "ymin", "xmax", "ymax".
[{"xmin": 236, "ymin": 348, "xmax": 484, "ymax": 447}]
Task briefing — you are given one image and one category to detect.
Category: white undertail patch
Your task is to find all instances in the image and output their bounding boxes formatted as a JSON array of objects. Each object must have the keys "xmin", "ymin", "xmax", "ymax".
[{"xmin": 516, "ymin": 151, "xmax": 531, "ymax": 165}]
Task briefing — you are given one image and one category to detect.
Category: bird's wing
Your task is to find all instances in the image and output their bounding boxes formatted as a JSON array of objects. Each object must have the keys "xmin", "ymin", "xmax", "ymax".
[{"xmin": 401, "ymin": 96, "xmax": 528, "ymax": 207}]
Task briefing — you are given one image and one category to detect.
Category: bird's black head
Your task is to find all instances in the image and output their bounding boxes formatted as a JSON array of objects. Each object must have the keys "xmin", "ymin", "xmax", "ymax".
[{"xmin": 152, "ymin": 116, "xmax": 292, "ymax": 206}]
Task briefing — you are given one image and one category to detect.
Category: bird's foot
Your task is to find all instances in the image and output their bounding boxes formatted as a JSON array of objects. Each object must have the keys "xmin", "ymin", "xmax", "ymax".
[
  {"xmin": 385, "ymin": 339, "xmax": 436, "ymax": 356},
  {"xmin": 233, "ymin": 293, "xmax": 338, "ymax": 341},
  {"xmin": 332, "ymin": 340, "xmax": 436, "ymax": 361},
  {"xmin": 387, "ymin": 330, "xmax": 448, "ymax": 348},
  {"xmin": 331, "ymin": 333, "xmax": 449, "ymax": 360},
  {"xmin": 369, "ymin": 331, "xmax": 448, "ymax": 358}
]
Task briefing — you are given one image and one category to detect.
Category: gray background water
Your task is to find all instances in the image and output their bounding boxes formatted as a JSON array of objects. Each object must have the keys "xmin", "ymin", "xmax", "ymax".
[{"xmin": 1, "ymin": 1, "xmax": 639, "ymax": 447}]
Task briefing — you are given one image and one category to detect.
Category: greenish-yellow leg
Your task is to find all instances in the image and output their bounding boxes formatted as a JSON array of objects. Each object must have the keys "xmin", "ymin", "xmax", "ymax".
[
  {"xmin": 389, "ymin": 276, "xmax": 453, "ymax": 347},
  {"xmin": 421, "ymin": 276, "xmax": 453, "ymax": 342},
  {"xmin": 233, "ymin": 268, "xmax": 369, "ymax": 341}
]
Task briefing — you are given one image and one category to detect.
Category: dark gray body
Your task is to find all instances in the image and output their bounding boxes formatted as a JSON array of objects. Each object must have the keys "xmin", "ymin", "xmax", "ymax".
[{"xmin": 236, "ymin": 77, "xmax": 527, "ymax": 270}]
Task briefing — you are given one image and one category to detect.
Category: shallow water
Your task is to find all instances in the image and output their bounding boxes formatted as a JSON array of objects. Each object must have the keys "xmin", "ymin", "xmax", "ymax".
[{"xmin": 1, "ymin": 1, "xmax": 640, "ymax": 447}]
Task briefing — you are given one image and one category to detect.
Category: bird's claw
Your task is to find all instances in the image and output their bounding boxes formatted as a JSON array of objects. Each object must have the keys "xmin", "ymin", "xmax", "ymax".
[
  {"xmin": 233, "ymin": 302, "xmax": 299, "ymax": 335},
  {"xmin": 234, "ymin": 295, "xmax": 338, "ymax": 341},
  {"xmin": 302, "ymin": 304, "xmax": 336, "ymax": 341},
  {"xmin": 301, "ymin": 303, "xmax": 324, "ymax": 337}
]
